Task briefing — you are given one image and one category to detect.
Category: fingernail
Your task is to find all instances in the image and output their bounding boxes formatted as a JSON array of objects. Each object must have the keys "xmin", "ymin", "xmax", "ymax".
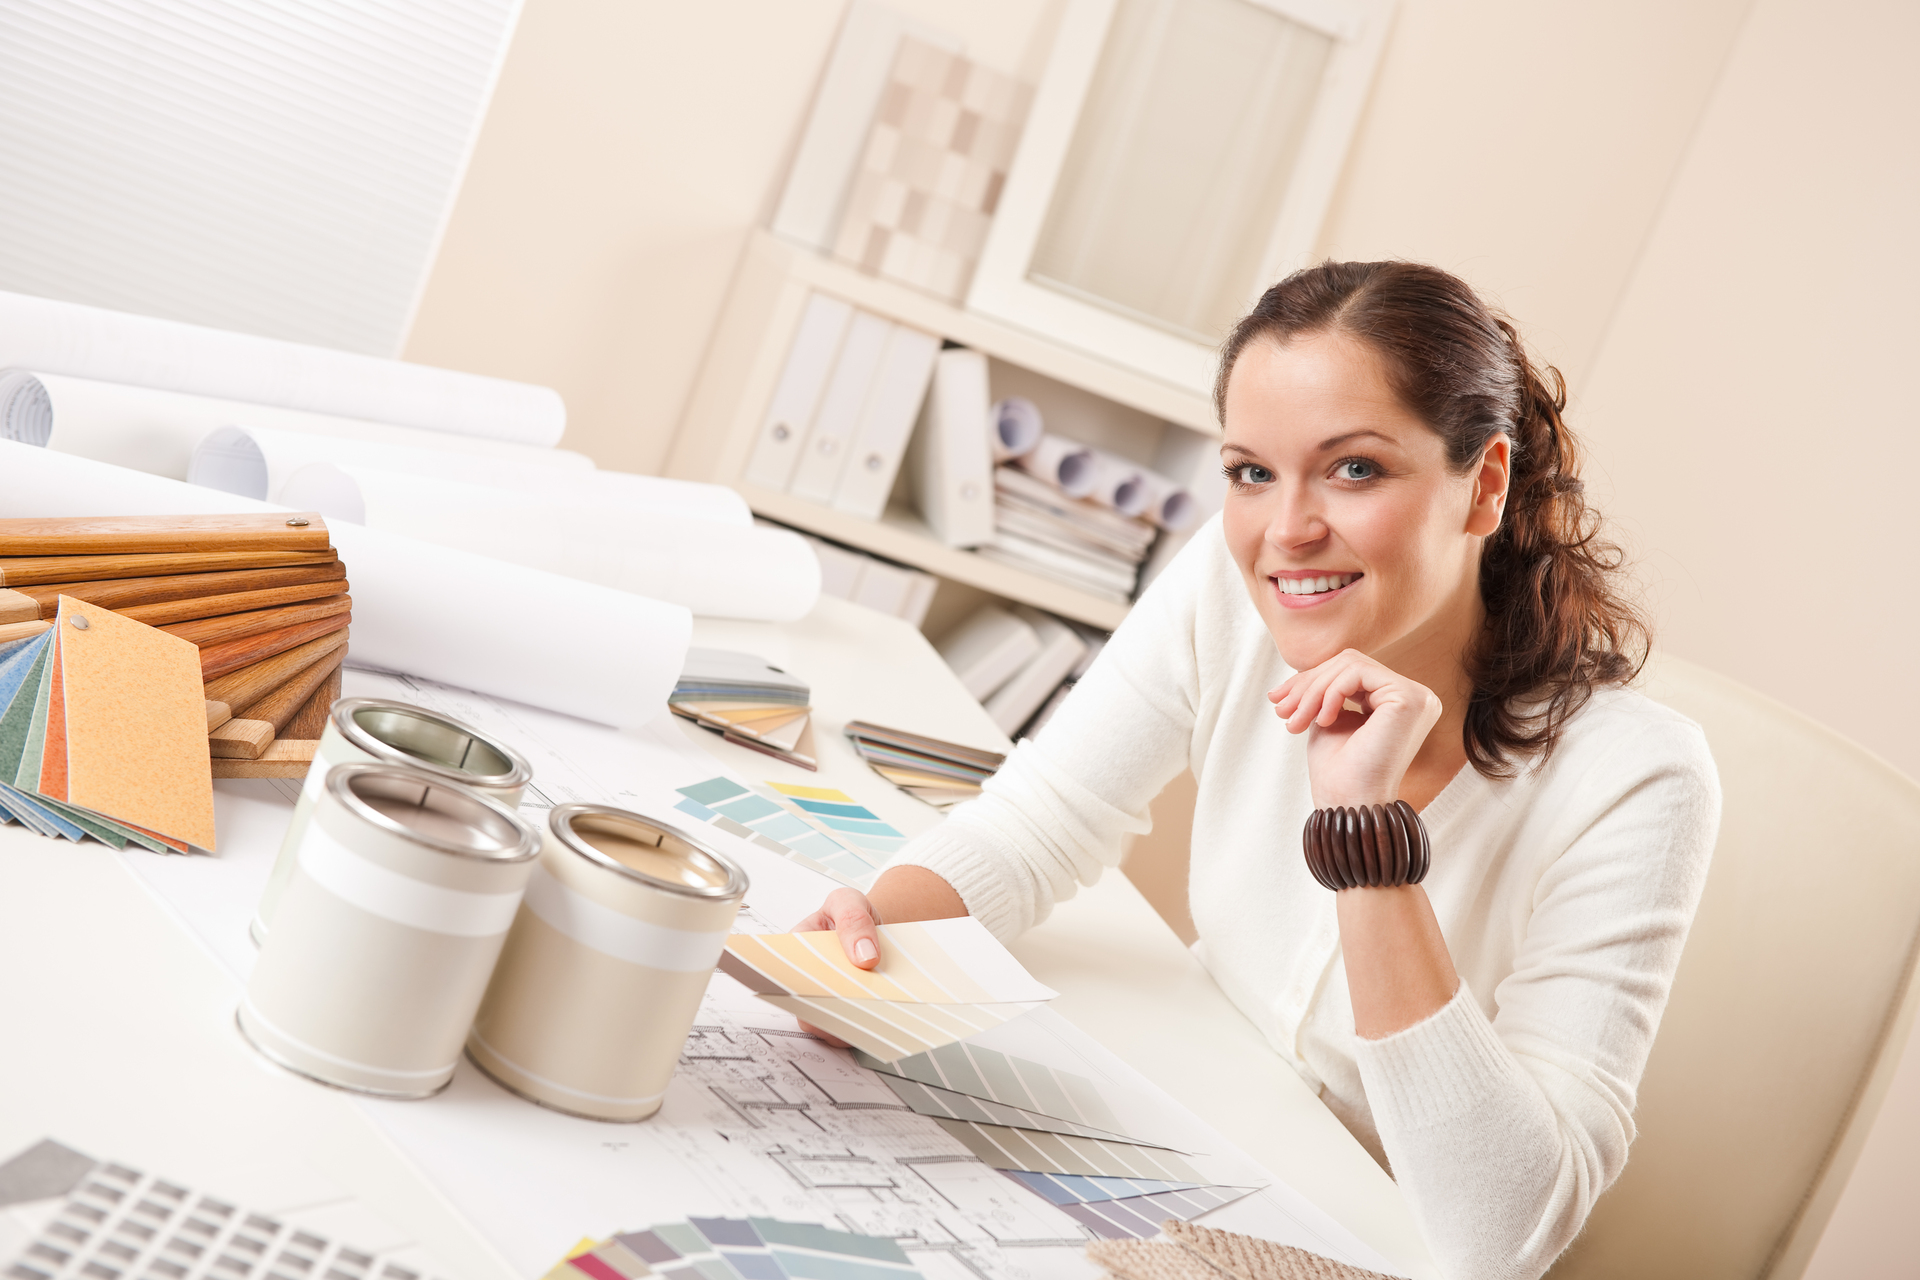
[{"xmin": 854, "ymin": 938, "xmax": 878, "ymax": 963}]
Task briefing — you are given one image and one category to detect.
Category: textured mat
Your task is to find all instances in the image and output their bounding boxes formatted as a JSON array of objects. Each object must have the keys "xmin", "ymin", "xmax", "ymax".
[{"xmin": 1086, "ymin": 1219, "xmax": 1403, "ymax": 1280}]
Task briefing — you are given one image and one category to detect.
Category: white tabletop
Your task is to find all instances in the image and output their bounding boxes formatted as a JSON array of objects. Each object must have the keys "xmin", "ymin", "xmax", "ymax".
[{"xmin": 0, "ymin": 596, "xmax": 1434, "ymax": 1278}]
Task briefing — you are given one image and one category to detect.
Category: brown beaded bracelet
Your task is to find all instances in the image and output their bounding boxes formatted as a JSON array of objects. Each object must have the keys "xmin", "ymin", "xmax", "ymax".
[{"xmin": 1302, "ymin": 800, "xmax": 1431, "ymax": 890}]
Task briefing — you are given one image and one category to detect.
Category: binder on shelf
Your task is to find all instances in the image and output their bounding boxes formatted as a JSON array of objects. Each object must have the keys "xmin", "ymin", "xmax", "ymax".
[
  {"xmin": 907, "ymin": 347, "xmax": 996, "ymax": 548},
  {"xmin": 742, "ymin": 292, "xmax": 853, "ymax": 492},
  {"xmin": 936, "ymin": 604, "xmax": 1041, "ymax": 702},
  {"xmin": 788, "ymin": 310, "xmax": 893, "ymax": 504},
  {"xmin": 831, "ymin": 323, "xmax": 941, "ymax": 521},
  {"xmin": 983, "ymin": 607, "xmax": 1089, "ymax": 737}
]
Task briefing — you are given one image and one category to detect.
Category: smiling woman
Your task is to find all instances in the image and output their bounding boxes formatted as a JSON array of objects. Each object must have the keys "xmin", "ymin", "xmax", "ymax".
[{"xmin": 798, "ymin": 262, "xmax": 1720, "ymax": 1280}]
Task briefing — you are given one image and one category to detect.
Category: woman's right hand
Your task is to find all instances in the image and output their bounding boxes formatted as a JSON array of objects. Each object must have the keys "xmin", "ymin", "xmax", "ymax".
[{"xmin": 795, "ymin": 886, "xmax": 884, "ymax": 970}]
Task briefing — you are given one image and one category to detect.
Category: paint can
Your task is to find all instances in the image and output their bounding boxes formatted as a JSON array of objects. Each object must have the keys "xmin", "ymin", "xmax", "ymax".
[
  {"xmin": 466, "ymin": 804, "xmax": 749, "ymax": 1121},
  {"xmin": 251, "ymin": 697, "xmax": 533, "ymax": 945},
  {"xmin": 238, "ymin": 762, "xmax": 541, "ymax": 1098}
]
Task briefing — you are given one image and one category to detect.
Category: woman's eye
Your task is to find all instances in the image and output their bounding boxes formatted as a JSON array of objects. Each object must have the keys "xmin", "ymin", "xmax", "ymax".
[
  {"xmin": 1226, "ymin": 463, "xmax": 1273, "ymax": 486},
  {"xmin": 1334, "ymin": 459, "xmax": 1376, "ymax": 482}
]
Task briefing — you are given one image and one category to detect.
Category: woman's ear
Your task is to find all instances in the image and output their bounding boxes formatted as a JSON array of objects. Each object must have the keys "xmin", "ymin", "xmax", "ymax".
[{"xmin": 1466, "ymin": 436, "xmax": 1511, "ymax": 537}]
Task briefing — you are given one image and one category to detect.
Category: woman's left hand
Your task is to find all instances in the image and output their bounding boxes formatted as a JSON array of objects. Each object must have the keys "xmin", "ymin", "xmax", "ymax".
[{"xmin": 1269, "ymin": 648, "xmax": 1443, "ymax": 807}]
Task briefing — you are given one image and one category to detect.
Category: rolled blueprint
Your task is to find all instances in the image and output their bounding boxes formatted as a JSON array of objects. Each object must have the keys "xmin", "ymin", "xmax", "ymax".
[
  {"xmin": 191, "ymin": 424, "xmax": 747, "ymax": 526},
  {"xmin": 1083, "ymin": 451, "xmax": 1150, "ymax": 517},
  {"xmin": 0, "ymin": 370, "xmax": 592, "ymax": 482},
  {"xmin": 0, "ymin": 289, "xmax": 565, "ymax": 445},
  {"xmin": 0, "ymin": 442, "xmax": 692, "ymax": 728},
  {"xmin": 1013, "ymin": 434, "xmax": 1097, "ymax": 498},
  {"xmin": 989, "ymin": 397, "xmax": 1044, "ymax": 463},
  {"xmin": 279, "ymin": 465, "xmax": 819, "ymax": 622},
  {"xmin": 1134, "ymin": 471, "xmax": 1200, "ymax": 531}
]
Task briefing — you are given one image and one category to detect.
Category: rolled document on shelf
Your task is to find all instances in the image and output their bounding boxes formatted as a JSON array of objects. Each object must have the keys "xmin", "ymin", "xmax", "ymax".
[
  {"xmin": 1082, "ymin": 451, "xmax": 1150, "ymax": 517},
  {"xmin": 989, "ymin": 396, "xmax": 1043, "ymax": 462},
  {"xmin": 0, "ymin": 289, "xmax": 565, "ymax": 445},
  {"xmin": 0, "ymin": 370, "xmax": 592, "ymax": 481},
  {"xmin": 1134, "ymin": 471, "xmax": 1199, "ymax": 531},
  {"xmin": 189, "ymin": 424, "xmax": 747, "ymax": 526},
  {"xmin": 1013, "ymin": 434, "xmax": 1096, "ymax": 498},
  {"xmin": 279, "ymin": 465, "xmax": 821, "ymax": 623},
  {"xmin": 0, "ymin": 442, "xmax": 691, "ymax": 728}
]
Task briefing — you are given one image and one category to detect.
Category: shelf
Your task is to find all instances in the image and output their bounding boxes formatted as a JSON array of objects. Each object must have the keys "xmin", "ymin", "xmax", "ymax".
[
  {"xmin": 745, "ymin": 483, "xmax": 1132, "ymax": 632},
  {"xmin": 761, "ymin": 231, "xmax": 1220, "ymax": 439}
]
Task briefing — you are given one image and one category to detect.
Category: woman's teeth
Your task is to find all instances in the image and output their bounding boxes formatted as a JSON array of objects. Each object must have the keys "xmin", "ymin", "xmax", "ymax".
[{"xmin": 1276, "ymin": 573, "xmax": 1357, "ymax": 596}]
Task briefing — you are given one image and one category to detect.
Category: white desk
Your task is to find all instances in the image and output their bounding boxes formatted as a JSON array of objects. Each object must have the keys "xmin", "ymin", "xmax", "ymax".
[{"xmin": 0, "ymin": 597, "xmax": 1434, "ymax": 1278}]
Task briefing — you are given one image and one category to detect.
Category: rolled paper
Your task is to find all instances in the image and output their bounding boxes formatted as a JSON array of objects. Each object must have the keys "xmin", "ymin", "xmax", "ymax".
[
  {"xmin": 989, "ymin": 396, "xmax": 1044, "ymax": 462},
  {"xmin": 1134, "ymin": 470, "xmax": 1200, "ymax": 532},
  {"xmin": 1012, "ymin": 434, "xmax": 1097, "ymax": 498},
  {"xmin": 1083, "ymin": 451, "xmax": 1151, "ymax": 517},
  {"xmin": 0, "ymin": 288, "xmax": 566, "ymax": 445}
]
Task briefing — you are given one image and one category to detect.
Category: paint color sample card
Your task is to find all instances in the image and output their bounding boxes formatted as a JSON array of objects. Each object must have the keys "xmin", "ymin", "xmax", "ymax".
[
  {"xmin": 933, "ymin": 1119, "xmax": 1204, "ymax": 1182},
  {"xmin": 672, "ymin": 776, "xmax": 907, "ymax": 884},
  {"xmin": 547, "ymin": 1217, "xmax": 923, "ymax": 1280},
  {"xmin": 998, "ymin": 1174, "xmax": 1260, "ymax": 1242},
  {"xmin": 874, "ymin": 1073, "xmax": 1152, "ymax": 1147},
  {"xmin": 0, "ymin": 596, "xmax": 214, "ymax": 851},
  {"xmin": 856, "ymin": 1043, "xmax": 1124, "ymax": 1134},
  {"xmin": 719, "ymin": 919, "xmax": 1057, "ymax": 1061}
]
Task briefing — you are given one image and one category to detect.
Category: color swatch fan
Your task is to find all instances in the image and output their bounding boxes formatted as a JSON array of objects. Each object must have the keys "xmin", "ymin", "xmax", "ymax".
[
  {"xmin": 0, "ymin": 598, "xmax": 215, "ymax": 852},
  {"xmin": 718, "ymin": 917, "xmax": 1056, "ymax": 1061},
  {"xmin": 671, "ymin": 648, "xmax": 818, "ymax": 770},
  {"xmin": 545, "ymin": 1217, "xmax": 924, "ymax": 1280}
]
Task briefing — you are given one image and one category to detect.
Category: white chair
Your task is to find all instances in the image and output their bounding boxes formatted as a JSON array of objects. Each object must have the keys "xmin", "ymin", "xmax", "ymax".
[{"xmin": 1548, "ymin": 654, "xmax": 1920, "ymax": 1278}]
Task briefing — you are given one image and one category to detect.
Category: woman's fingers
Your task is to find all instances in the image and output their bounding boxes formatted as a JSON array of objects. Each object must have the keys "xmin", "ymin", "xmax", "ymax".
[{"xmin": 821, "ymin": 887, "xmax": 883, "ymax": 969}]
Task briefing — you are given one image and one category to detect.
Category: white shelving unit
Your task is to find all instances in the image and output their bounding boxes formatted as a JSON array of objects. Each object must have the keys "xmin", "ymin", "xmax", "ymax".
[{"xmin": 665, "ymin": 230, "xmax": 1221, "ymax": 633}]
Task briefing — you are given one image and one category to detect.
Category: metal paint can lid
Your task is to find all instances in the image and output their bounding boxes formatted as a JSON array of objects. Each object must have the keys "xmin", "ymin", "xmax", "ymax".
[
  {"xmin": 326, "ymin": 762, "xmax": 541, "ymax": 862},
  {"xmin": 330, "ymin": 697, "xmax": 534, "ymax": 793},
  {"xmin": 549, "ymin": 804, "xmax": 749, "ymax": 901}
]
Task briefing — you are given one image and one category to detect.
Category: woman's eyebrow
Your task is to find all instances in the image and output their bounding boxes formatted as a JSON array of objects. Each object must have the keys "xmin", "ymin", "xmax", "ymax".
[{"xmin": 1315, "ymin": 429, "xmax": 1399, "ymax": 452}]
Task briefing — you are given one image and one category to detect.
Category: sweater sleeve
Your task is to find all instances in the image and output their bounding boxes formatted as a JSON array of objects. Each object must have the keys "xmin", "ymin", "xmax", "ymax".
[
  {"xmin": 1354, "ymin": 712, "xmax": 1721, "ymax": 1280},
  {"xmin": 891, "ymin": 526, "xmax": 1214, "ymax": 940}
]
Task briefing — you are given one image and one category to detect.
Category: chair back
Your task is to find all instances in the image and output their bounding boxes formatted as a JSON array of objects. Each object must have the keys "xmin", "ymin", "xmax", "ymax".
[{"xmin": 1549, "ymin": 654, "xmax": 1920, "ymax": 1279}]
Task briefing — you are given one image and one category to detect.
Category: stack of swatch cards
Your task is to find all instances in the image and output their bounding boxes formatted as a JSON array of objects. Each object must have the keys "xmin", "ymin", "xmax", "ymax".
[
  {"xmin": 853, "ymin": 1045, "xmax": 1260, "ymax": 1242},
  {"xmin": 670, "ymin": 648, "xmax": 817, "ymax": 770},
  {"xmin": 844, "ymin": 721, "xmax": 1003, "ymax": 809},
  {"xmin": 673, "ymin": 775, "xmax": 908, "ymax": 886},
  {"xmin": 719, "ymin": 917, "xmax": 1059, "ymax": 1061},
  {"xmin": 0, "ymin": 596, "xmax": 216, "ymax": 853},
  {"xmin": 544, "ymin": 1218, "xmax": 923, "ymax": 1280}
]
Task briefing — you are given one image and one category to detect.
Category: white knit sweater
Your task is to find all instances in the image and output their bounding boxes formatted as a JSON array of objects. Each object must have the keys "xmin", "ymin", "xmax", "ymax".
[{"xmin": 897, "ymin": 518, "xmax": 1720, "ymax": 1280}]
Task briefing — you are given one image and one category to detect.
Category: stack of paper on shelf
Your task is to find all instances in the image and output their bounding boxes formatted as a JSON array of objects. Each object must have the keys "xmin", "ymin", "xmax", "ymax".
[
  {"xmin": 984, "ymin": 465, "xmax": 1159, "ymax": 602},
  {"xmin": 719, "ymin": 918, "xmax": 1057, "ymax": 1061},
  {"xmin": 670, "ymin": 647, "xmax": 818, "ymax": 770},
  {"xmin": 674, "ymin": 776, "xmax": 908, "ymax": 886},
  {"xmin": 0, "ymin": 513, "xmax": 351, "ymax": 790},
  {"xmin": 984, "ymin": 607, "xmax": 1089, "ymax": 737},
  {"xmin": 0, "ymin": 597, "xmax": 216, "ymax": 852},
  {"xmin": 845, "ymin": 720, "xmax": 1004, "ymax": 808},
  {"xmin": 544, "ymin": 1217, "xmax": 925, "ymax": 1280}
]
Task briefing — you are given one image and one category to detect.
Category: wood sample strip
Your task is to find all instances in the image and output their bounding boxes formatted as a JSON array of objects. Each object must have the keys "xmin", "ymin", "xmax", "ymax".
[
  {"xmin": 283, "ymin": 664, "xmax": 342, "ymax": 741},
  {"xmin": 0, "ymin": 589, "xmax": 36, "ymax": 624},
  {"xmin": 0, "ymin": 619, "xmax": 51, "ymax": 644},
  {"xmin": 14, "ymin": 562, "xmax": 347, "ymax": 619},
  {"xmin": 118, "ymin": 580, "xmax": 349, "ymax": 627},
  {"xmin": 0, "ymin": 513, "xmax": 329, "ymax": 555},
  {"xmin": 210, "ymin": 739, "xmax": 320, "ymax": 778},
  {"xmin": 199, "ymin": 616, "xmax": 350, "ymax": 682},
  {"xmin": 0, "ymin": 548, "xmax": 337, "ymax": 588},
  {"xmin": 206, "ymin": 700, "xmax": 232, "ymax": 732},
  {"xmin": 162, "ymin": 596, "xmax": 351, "ymax": 649},
  {"xmin": 201, "ymin": 631, "xmax": 349, "ymax": 711},
  {"xmin": 209, "ymin": 719, "xmax": 274, "ymax": 760},
  {"xmin": 235, "ymin": 649, "xmax": 345, "ymax": 735}
]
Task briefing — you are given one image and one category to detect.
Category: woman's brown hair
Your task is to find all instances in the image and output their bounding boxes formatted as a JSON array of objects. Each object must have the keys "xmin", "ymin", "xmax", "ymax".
[{"xmin": 1216, "ymin": 260, "xmax": 1649, "ymax": 777}]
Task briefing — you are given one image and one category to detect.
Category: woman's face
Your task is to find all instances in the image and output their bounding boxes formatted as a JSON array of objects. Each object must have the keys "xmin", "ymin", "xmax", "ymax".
[{"xmin": 1220, "ymin": 331, "xmax": 1509, "ymax": 675}]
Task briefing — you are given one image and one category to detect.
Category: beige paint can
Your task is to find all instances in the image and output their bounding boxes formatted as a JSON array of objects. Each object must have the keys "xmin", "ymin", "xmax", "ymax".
[
  {"xmin": 467, "ymin": 804, "xmax": 749, "ymax": 1121},
  {"xmin": 252, "ymin": 697, "xmax": 533, "ymax": 945},
  {"xmin": 238, "ymin": 762, "xmax": 542, "ymax": 1098}
]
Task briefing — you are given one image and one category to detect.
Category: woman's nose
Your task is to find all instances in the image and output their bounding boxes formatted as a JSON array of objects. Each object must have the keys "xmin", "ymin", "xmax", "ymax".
[{"xmin": 1267, "ymin": 484, "xmax": 1326, "ymax": 549}]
